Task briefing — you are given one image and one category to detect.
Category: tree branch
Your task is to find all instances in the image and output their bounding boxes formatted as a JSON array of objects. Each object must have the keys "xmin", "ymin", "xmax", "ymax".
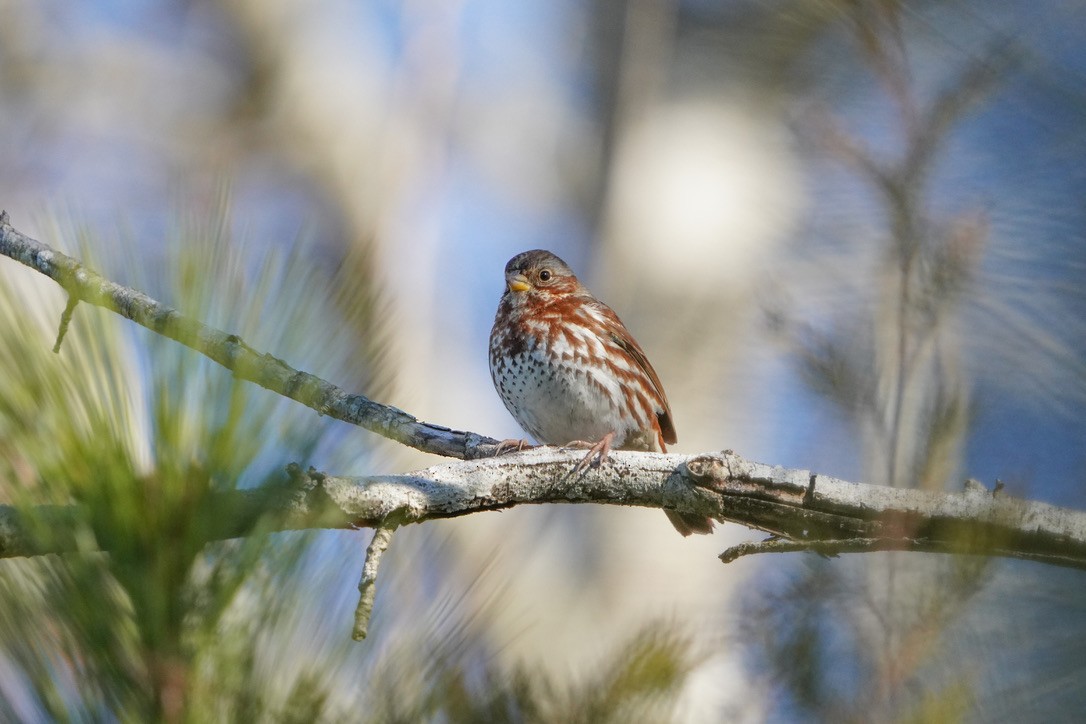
[
  {"xmin": 0, "ymin": 211, "xmax": 500, "ymax": 460},
  {"xmin": 354, "ymin": 523, "xmax": 396, "ymax": 641},
  {"xmin": 1, "ymin": 450, "xmax": 1084, "ymax": 571}
]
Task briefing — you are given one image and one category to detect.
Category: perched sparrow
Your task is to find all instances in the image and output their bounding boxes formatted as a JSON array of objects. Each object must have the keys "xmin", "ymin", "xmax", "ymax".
[{"xmin": 488, "ymin": 249, "xmax": 714, "ymax": 536}]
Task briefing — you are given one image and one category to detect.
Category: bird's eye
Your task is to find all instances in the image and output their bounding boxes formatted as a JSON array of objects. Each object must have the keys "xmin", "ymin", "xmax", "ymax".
[{"xmin": 538, "ymin": 269, "xmax": 552, "ymax": 282}]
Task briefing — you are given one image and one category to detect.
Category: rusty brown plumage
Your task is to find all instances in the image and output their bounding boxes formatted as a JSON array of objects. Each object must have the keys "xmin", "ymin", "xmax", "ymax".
[{"xmin": 488, "ymin": 249, "xmax": 713, "ymax": 536}]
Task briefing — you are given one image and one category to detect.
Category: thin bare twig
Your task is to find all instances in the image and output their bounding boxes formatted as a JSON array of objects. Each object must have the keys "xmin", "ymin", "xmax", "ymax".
[{"xmin": 353, "ymin": 524, "xmax": 396, "ymax": 641}]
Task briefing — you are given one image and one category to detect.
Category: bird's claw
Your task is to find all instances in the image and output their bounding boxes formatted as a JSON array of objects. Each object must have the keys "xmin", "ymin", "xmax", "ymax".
[
  {"xmin": 493, "ymin": 438, "xmax": 532, "ymax": 456},
  {"xmin": 566, "ymin": 432, "xmax": 615, "ymax": 474}
]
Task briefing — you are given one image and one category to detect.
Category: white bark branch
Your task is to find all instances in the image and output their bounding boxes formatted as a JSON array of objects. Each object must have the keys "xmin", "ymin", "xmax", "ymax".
[{"xmin": 3, "ymin": 450, "xmax": 1085, "ymax": 571}]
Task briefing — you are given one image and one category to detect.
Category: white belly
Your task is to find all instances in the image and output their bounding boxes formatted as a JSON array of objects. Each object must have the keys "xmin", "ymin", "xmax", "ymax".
[{"xmin": 492, "ymin": 343, "xmax": 641, "ymax": 447}]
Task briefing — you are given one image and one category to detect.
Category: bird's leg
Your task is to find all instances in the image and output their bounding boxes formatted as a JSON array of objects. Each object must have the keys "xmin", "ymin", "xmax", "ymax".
[
  {"xmin": 565, "ymin": 431, "xmax": 615, "ymax": 474},
  {"xmin": 494, "ymin": 438, "xmax": 533, "ymax": 456}
]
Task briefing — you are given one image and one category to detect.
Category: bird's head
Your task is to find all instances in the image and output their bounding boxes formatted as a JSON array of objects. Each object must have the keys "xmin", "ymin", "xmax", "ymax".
[{"xmin": 502, "ymin": 250, "xmax": 582, "ymax": 306}]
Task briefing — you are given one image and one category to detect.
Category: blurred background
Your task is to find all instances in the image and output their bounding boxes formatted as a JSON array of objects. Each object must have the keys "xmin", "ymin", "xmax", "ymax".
[{"xmin": 0, "ymin": 0, "xmax": 1085, "ymax": 721}]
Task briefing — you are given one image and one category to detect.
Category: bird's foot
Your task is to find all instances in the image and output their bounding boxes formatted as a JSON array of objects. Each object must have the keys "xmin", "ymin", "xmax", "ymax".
[
  {"xmin": 565, "ymin": 431, "xmax": 616, "ymax": 474},
  {"xmin": 493, "ymin": 438, "xmax": 533, "ymax": 456}
]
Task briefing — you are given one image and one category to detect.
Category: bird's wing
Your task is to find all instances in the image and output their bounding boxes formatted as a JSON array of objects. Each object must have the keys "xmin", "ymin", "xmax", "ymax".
[{"xmin": 603, "ymin": 319, "xmax": 678, "ymax": 447}]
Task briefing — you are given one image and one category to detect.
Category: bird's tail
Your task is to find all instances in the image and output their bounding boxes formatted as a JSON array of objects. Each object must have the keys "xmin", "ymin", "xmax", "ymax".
[{"xmin": 664, "ymin": 510, "xmax": 715, "ymax": 537}]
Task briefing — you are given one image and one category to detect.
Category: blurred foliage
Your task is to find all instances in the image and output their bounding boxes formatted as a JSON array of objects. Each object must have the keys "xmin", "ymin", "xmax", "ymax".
[
  {"xmin": 0, "ymin": 201, "xmax": 373, "ymax": 720},
  {"xmin": 740, "ymin": 553, "xmax": 990, "ymax": 722},
  {"xmin": 366, "ymin": 621, "xmax": 698, "ymax": 724},
  {"xmin": 740, "ymin": 1, "xmax": 1086, "ymax": 721}
]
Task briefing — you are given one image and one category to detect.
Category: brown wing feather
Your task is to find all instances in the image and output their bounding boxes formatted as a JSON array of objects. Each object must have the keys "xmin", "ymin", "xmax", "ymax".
[{"xmin": 595, "ymin": 307, "xmax": 677, "ymax": 447}]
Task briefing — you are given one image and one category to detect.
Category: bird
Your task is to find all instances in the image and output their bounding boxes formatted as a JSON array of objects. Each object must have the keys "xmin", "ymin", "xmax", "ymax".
[{"xmin": 488, "ymin": 249, "xmax": 714, "ymax": 536}]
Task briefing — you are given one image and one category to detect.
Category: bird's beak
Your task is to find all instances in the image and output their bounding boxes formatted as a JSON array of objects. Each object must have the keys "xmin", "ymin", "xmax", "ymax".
[{"xmin": 507, "ymin": 274, "xmax": 531, "ymax": 293}]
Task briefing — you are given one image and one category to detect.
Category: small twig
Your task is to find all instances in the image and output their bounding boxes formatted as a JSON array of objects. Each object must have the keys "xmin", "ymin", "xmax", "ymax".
[
  {"xmin": 353, "ymin": 523, "xmax": 396, "ymax": 641},
  {"xmin": 52, "ymin": 293, "xmax": 80, "ymax": 353},
  {"xmin": 719, "ymin": 537, "xmax": 817, "ymax": 563},
  {"xmin": 720, "ymin": 536, "xmax": 924, "ymax": 564}
]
